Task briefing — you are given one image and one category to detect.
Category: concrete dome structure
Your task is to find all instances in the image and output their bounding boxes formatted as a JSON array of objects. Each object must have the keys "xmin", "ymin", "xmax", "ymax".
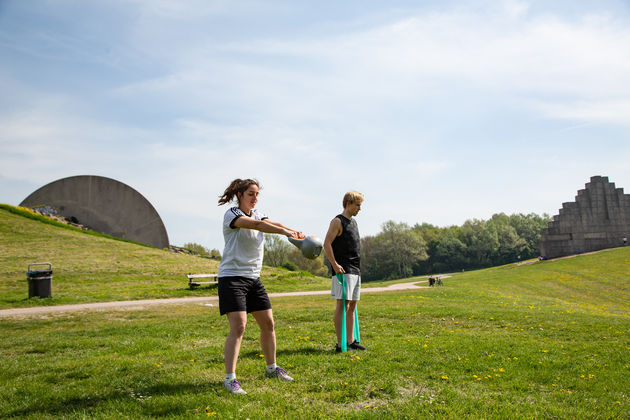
[{"xmin": 20, "ymin": 175, "xmax": 169, "ymax": 249}]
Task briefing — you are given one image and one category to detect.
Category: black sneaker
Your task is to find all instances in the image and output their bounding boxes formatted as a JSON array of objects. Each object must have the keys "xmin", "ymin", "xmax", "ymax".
[
  {"xmin": 348, "ymin": 341, "xmax": 367, "ymax": 350},
  {"xmin": 335, "ymin": 345, "xmax": 342, "ymax": 353}
]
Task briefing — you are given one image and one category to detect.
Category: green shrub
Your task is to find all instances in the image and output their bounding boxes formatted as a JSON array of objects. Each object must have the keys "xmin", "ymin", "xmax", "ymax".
[{"xmin": 281, "ymin": 261, "xmax": 298, "ymax": 271}]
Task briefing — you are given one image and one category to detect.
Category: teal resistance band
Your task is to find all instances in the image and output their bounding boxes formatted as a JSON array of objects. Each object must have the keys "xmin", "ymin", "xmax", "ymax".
[{"xmin": 336, "ymin": 273, "xmax": 360, "ymax": 353}]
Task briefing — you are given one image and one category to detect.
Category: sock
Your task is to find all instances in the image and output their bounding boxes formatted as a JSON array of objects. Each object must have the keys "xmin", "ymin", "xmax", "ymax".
[
  {"xmin": 266, "ymin": 363, "xmax": 277, "ymax": 373},
  {"xmin": 225, "ymin": 373, "xmax": 236, "ymax": 382}
]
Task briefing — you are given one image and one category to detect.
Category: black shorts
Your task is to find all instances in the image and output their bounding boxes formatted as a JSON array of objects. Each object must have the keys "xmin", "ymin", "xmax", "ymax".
[{"xmin": 218, "ymin": 276, "xmax": 272, "ymax": 315}]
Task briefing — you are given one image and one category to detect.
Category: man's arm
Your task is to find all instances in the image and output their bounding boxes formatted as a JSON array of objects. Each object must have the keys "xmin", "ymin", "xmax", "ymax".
[{"xmin": 323, "ymin": 217, "xmax": 344, "ymax": 274}]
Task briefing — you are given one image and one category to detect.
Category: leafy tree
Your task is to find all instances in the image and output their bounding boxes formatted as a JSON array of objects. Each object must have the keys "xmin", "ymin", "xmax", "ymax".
[
  {"xmin": 461, "ymin": 219, "xmax": 499, "ymax": 268},
  {"xmin": 286, "ymin": 249, "xmax": 329, "ymax": 276},
  {"xmin": 412, "ymin": 223, "xmax": 443, "ymax": 274},
  {"xmin": 487, "ymin": 214, "xmax": 527, "ymax": 264},
  {"xmin": 508, "ymin": 213, "xmax": 551, "ymax": 258},
  {"xmin": 263, "ymin": 234, "xmax": 292, "ymax": 267},
  {"xmin": 362, "ymin": 221, "xmax": 428, "ymax": 281},
  {"xmin": 182, "ymin": 242, "xmax": 221, "ymax": 259},
  {"xmin": 263, "ymin": 235, "xmax": 328, "ymax": 276},
  {"xmin": 361, "ymin": 212, "xmax": 551, "ymax": 280},
  {"xmin": 182, "ymin": 242, "xmax": 207, "ymax": 255},
  {"xmin": 433, "ymin": 229, "xmax": 468, "ymax": 272}
]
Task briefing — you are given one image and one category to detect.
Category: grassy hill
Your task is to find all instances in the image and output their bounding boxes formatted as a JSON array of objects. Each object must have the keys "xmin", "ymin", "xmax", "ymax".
[
  {"xmin": 1, "ymin": 205, "xmax": 629, "ymax": 418},
  {"xmin": 0, "ymin": 205, "xmax": 330, "ymax": 309}
]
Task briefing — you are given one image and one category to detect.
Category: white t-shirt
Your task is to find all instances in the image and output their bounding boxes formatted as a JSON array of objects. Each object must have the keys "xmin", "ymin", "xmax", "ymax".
[{"xmin": 218, "ymin": 207, "xmax": 267, "ymax": 279}]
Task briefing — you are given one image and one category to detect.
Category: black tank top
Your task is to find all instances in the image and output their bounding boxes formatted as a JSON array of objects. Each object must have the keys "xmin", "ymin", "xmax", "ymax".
[{"xmin": 331, "ymin": 214, "xmax": 361, "ymax": 275}]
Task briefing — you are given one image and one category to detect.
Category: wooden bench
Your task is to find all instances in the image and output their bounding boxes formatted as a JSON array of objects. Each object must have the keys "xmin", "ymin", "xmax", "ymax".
[{"xmin": 187, "ymin": 273, "xmax": 218, "ymax": 289}]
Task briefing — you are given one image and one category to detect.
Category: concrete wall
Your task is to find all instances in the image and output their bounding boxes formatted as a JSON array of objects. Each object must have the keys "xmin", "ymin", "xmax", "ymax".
[
  {"xmin": 20, "ymin": 175, "xmax": 170, "ymax": 249},
  {"xmin": 540, "ymin": 176, "xmax": 630, "ymax": 259}
]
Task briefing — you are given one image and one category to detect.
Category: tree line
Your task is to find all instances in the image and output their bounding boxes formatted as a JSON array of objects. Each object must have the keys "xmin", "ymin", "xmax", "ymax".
[
  {"xmin": 361, "ymin": 213, "xmax": 551, "ymax": 281},
  {"xmin": 261, "ymin": 212, "xmax": 550, "ymax": 281},
  {"xmin": 188, "ymin": 212, "xmax": 551, "ymax": 281}
]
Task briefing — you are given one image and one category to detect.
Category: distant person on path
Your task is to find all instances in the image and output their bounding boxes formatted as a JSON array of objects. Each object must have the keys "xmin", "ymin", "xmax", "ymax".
[
  {"xmin": 623, "ymin": 237, "xmax": 627, "ymax": 246},
  {"xmin": 217, "ymin": 178, "xmax": 305, "ymax": 395},
  {"xmin": 323, "ymin": 191, "xmax": 367, "ymax": 352}
]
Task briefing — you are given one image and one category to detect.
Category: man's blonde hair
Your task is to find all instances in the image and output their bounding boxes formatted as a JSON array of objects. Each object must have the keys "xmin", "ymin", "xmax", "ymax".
[{"xmin": 343, "ymin": 191, "xmax": 364, "ymax": 208}]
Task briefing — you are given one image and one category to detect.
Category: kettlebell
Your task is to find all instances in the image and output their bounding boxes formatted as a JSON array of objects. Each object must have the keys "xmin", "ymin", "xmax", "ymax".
[{"xmin": 288, "ymin": 235, "xmax": 323, "ymax": 260}]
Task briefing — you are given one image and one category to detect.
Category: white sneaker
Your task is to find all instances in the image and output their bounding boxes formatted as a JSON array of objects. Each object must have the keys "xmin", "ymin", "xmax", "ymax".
[
  {"xmin": 265, "ymin": 366, "xmax": 294, "ymax": 382},
  {"xmin": 224, "ymin": 378, "xmax": 247, "ymax": 395}
]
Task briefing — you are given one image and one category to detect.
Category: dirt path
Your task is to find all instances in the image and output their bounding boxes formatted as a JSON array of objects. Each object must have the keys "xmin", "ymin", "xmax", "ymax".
[{"xmin": 0, "ymin": 279, "xmax": 439, "ymax": 318}]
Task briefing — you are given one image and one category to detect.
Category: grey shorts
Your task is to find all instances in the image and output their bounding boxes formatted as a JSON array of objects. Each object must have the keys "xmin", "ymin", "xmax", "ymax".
[{"xmin": 330, "ymin": 273, "xmax": 361, "ymax": 301}]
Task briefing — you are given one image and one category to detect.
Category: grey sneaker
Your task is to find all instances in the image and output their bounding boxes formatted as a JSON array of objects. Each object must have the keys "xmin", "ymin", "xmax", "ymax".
[
  {"xmin": 265, "ymin": 366, "xmax": 294, "ymax": 382},
  {"xmin": 224, "ymin": 379, "xmax": 247, "ymax": 395}
]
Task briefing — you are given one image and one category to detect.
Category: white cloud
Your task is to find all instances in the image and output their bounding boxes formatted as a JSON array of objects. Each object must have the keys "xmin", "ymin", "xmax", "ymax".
[
  {"xmin": 107, "ymin": 2, "xmax": 630, "ymax": 131},
  {"xmin": 536, "ymin": 99, "xmax": 630, "ymax": 126},
  {"xmin": 2, "ymin": 0, "xmax": 630, "ymax": 250}
]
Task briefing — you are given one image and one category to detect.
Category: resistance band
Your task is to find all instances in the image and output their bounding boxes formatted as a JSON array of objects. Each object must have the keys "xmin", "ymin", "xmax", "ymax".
[{"xmin": 337, "ymin": 273, "xmax": 360, "ymax": 353}]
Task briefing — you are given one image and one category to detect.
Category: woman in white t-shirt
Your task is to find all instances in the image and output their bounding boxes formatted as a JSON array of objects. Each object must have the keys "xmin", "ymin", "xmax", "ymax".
[{"xmin": 217, "ymin": 178, "xmax": 304, "ymax": 395}]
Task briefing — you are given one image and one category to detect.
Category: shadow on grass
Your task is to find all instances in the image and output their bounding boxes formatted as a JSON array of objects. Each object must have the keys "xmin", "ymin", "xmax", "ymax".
[
  {"xmin": 241, "ymin": 347, "xmax": 334, "ymax": 359},
  {"xmin": 6, "ymin": 381, "xmax": 221, "ymax": 417}
]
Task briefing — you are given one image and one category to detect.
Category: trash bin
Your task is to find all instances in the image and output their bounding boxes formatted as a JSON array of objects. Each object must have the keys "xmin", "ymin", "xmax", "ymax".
[{"xmin": 27, "ymin": 262, "xmax": 53, "ymax": 298}]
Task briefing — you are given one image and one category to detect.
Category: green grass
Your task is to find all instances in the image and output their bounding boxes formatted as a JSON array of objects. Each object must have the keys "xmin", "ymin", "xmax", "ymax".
[
  {"xmin": 0, "ymin": 204, "xmax": 153, "ymax": 248},
  {"xmin": 1, "ymin": 204, "xmax": 629, "ymax": 418},
  {"xmin": 0, "ymin": 206, "xmax": 331, "ymax": 308}
]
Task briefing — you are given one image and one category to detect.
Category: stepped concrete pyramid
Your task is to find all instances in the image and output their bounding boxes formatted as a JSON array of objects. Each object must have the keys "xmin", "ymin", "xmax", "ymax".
[{"xmin": 540, "ymin": 176, "xmax": 630, "ymax": 259}]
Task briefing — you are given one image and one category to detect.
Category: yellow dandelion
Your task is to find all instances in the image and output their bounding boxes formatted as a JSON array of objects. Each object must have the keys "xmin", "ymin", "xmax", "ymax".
[
  {"xmin": 441, "ymin": 376, "xmax": 449, "ymax": 380},
  {"xmin": 499, "ymin": 368, "xmax": 505, "ymax": 372}
]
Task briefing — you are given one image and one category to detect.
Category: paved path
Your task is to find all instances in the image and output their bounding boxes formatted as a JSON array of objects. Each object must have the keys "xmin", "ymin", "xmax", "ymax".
[{"xmin": 0, "ymin": 280, "xmax": 435, "ymax": 318}]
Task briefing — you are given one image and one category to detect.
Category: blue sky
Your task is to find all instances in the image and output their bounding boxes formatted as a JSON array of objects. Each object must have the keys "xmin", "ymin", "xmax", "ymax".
[{"xmin": 1, "ymin": 0, "xmax": 629, "ymax": 252}]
